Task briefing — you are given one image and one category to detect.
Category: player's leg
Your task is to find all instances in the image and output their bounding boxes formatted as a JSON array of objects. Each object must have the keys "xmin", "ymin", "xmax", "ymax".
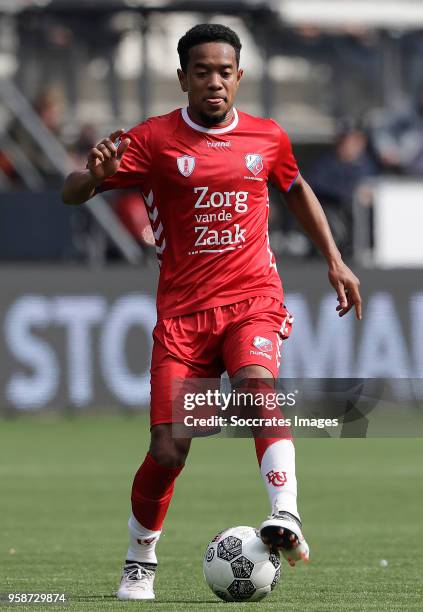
[
  {"xmin": 232, "ymin": 366, "xmax": 309, "ymax": 565},
  {"xmin": 127, "ymin": 425, "xmax": 191, "ymax": 561},
  {"xmin": 118, "ymin": 427, "xmax": 191, "ymax": 601},
  {"xmin": 231, "ymin": 367, "xmax": 298, "ymax": 520},
  {"xmin": 117, "ymin": 334, "xmax": 192, "ymax": 600},
  {"xmin": 118, "ymin": 313, "xmax": 222, "ymax": 600},
  {"xmin": 223, "ymin": 297, "xmax": 309, "ymax": 565}
]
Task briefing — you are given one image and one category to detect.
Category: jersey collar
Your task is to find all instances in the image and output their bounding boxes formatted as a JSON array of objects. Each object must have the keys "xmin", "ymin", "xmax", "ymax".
[{"xmin": 181, "ymin": 106, "xmax": 239, "ymax": 134}]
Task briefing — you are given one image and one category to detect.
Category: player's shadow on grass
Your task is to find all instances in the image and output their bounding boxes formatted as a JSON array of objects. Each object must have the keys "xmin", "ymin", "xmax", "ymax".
[
  {"xmin": 72, "ymin": 595, "xmax": 219, "ymax": 604},
  {"xmin": 154, "ymin": 600, "xmax": 219, "ymax": 604},
  {"xmin": 71, "ymin": 595, "xmax": 117, "ymax": 601}
]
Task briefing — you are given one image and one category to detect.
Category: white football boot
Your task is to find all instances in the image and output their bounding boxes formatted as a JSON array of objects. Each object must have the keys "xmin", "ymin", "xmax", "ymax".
[
  {"xmin": 116, "ymin": 560, "xmax": 156, "ymax": 600},
  {"xmin": 260, "ymin": 511, "xmax": 310, "ymax": 567}
]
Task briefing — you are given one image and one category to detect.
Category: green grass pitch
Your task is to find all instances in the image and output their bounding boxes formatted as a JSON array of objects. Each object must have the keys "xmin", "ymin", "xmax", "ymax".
[{"xmin": 1, "ymin": 415, "xmax": 422, "ymax": 611}]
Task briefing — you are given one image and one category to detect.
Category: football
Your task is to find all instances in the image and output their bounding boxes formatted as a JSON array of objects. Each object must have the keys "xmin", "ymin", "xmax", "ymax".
[{"xmin": 203, "ymin": 525, "xmax": 281, "ymax": 602}]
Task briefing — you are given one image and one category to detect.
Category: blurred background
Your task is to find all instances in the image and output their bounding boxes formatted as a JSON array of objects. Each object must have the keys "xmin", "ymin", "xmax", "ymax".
[{"xmin": 0, "ymin": 0, "xmax": 422, "ymax": 413}]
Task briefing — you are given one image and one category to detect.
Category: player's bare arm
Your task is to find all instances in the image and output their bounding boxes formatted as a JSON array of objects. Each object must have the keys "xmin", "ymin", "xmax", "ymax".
[
  {"xmin": 284, "ymin": 174, "xmax": 362, "ymax": 320},
  {"xmin": 61, "ymin": 129, "xmax": 130, "ymax": 205}
]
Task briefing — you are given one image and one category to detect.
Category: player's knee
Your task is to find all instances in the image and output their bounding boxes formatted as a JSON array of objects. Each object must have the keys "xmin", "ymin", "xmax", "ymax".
[
  {"xmin": 149, "ymin": 424, "xmax": 191, "ymax": 467},
  {"xmin": 232, "ymin": 365, "xmax": 275, "ymax": 387},
  {"xmin": 151, "ymin": 443, "xmax": 190, "ymax": 467}
]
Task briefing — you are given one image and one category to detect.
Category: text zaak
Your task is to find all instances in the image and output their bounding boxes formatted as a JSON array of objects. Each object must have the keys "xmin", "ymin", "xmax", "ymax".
[{"xmin": 194, "ymin": 224, "xmax": 246, "ymax": 246}]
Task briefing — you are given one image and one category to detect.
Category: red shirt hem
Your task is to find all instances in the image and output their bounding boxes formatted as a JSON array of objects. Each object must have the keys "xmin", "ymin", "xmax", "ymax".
[{"xmin": 157, "ymin": 289, "xmax": 284, "ymax": 320}]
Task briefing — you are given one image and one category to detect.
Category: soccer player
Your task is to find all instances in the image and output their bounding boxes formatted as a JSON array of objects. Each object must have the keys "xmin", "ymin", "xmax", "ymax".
[{"xmin": 62, "ymin": 24, "xmax": 362, "ymax": 601}]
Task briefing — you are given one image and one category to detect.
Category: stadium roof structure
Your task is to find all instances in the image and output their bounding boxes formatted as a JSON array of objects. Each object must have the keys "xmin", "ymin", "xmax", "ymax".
[
  {"xmin": 0, "ymin": 0, "xmax": 274, "ymax": 15},
  {"xmin": 4, "ymin": 0, "xmax": 423, "ymax": 29}
]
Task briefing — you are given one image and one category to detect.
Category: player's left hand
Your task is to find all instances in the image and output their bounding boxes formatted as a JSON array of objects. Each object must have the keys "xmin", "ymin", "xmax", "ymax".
[{"xmin": 328, "ymin": 260, "xmax": 362, "ymax": 320}]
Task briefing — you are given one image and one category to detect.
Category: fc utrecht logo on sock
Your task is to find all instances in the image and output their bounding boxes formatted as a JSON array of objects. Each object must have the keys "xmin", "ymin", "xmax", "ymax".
[
  {"xmin": 266, "ymin": 470, "xmax": 287, "ymax": 487},
  {"xmin": 137, "ymin": 537, "xmax": 157, "ymax": 545}
]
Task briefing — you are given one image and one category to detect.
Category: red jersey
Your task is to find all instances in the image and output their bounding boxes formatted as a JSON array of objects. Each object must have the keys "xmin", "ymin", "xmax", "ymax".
[{"xmin": 98, "ymin": 108, "xmax": 299, "ymax": 318}]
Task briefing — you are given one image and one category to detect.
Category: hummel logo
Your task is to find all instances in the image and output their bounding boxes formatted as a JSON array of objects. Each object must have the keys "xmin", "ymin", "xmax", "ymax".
[{"xmin": 207, "ymin": 141, "xmax": 231, "ymax": 148}]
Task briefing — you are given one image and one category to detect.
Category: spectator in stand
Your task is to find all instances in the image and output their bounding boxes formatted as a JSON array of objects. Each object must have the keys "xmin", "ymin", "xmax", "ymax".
[
  {"xmin": 370, "ymin": 84, "xmax": 423, "ymax": 175},
  {"xmin": 33, "ymin": 88, "xmax": 64, "ymax": 136},
  {"xmin": 307, "ymin": 119, "xmax": 377, "ymax": 255},
  {"xmin": 0, "ymin": 150, "xmax": 19, "ymax": 187},
  {"xmin": 8, "ymin": 86, "xmax": 66, "ymax": 184},
  {"xmin": 69, "ymin": 123, "xmax": 98, "ymax": 169}
]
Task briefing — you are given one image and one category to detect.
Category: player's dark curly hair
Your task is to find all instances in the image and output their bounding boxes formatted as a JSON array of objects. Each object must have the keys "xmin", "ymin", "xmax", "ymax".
[{"xmin": 177, "ymin": 23, "xmax": 242, "ymax": 72}]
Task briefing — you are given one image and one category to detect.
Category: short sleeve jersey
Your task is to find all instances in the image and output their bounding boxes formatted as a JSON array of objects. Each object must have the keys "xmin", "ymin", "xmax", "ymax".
[{"xmin": 98, "ymin": 108, "xmax": 299, "ymax": 319}]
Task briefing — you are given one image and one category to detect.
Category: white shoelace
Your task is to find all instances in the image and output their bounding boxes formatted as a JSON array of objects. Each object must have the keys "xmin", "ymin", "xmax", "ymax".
[{"xmin": 123, "ymin": 564, "xmax": 155, "ymax": 588}]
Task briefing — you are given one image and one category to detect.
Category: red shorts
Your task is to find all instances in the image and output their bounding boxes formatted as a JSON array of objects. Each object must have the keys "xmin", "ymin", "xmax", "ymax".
[{"xmin": 150, "ymin": 296, "xmax": 293, "ymax": 426}]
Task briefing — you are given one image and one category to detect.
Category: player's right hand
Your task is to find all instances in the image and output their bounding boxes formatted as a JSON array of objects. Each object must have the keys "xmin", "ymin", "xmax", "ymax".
[{"xmin": 86, "ymin": 129, "xmax": 130, "ymax": 183}]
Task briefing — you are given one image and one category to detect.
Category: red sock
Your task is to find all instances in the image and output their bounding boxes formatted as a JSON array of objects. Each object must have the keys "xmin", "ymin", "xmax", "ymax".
[{"xmin": 131, "ymin": 452, "xmax": 184, "ymax": 531}]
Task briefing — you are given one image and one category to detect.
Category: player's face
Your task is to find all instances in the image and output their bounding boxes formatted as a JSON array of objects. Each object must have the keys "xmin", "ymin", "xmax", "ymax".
[{"xmin": 178, "ymin": 42, "xmax": 243, "ymax": 126}]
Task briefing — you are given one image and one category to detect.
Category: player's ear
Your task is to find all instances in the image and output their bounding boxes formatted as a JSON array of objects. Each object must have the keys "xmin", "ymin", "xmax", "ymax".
[
  {"xmin": 177, "ymin": 68, "xmax": 188, "ymax": 92},
  {"xmin": 237, "ymin": 68, "xmax": 244, "ymax": 84}
]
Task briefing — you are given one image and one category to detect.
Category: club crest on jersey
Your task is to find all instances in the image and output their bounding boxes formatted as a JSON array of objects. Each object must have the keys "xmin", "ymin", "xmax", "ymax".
[
  {"xmin": 245, "ymin": 153, "xmax": 263, "ymax": 176},
  {"xmin": 252, "ymin": 336, "xmax": 273, "ymax": 352},
  {"xmin": 177, "ymin": 155, "xmax": 195, "ymax": 177}
]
